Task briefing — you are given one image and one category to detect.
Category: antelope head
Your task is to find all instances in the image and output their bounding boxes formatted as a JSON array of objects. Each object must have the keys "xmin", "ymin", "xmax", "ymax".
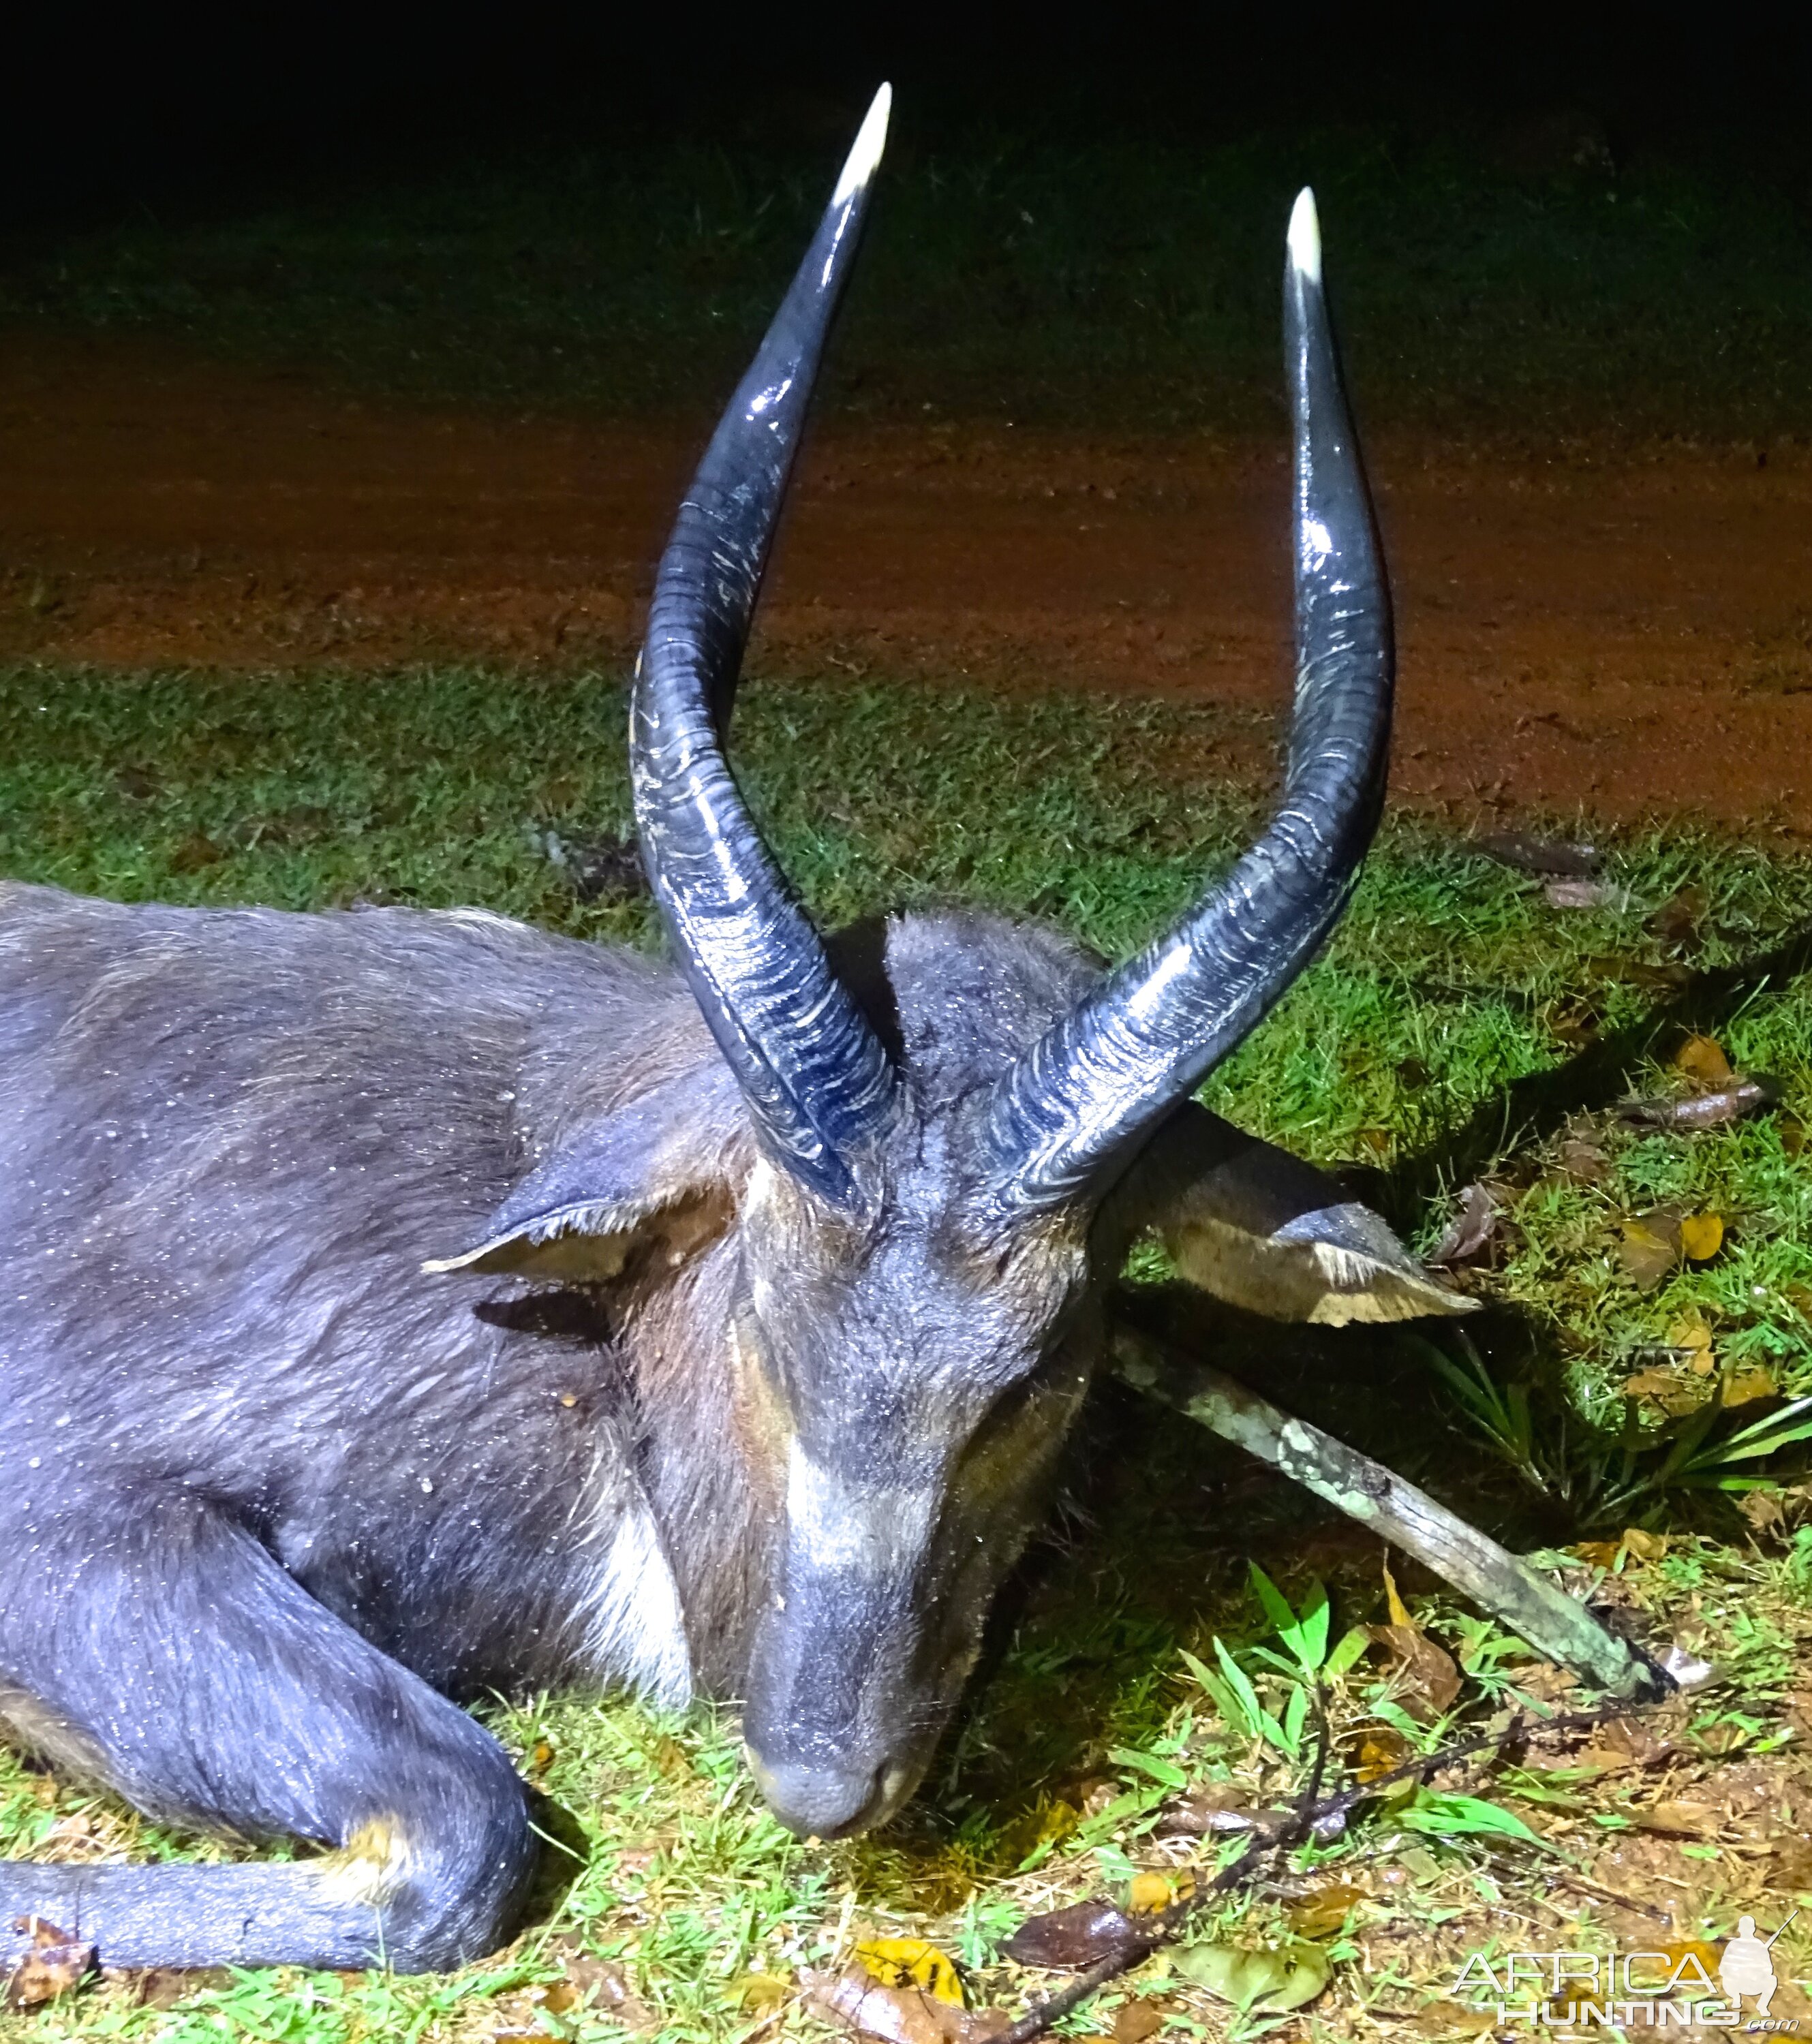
[{"xmin": 472, "ymin": 88, "xmax": 1456, "ymax": 1838}]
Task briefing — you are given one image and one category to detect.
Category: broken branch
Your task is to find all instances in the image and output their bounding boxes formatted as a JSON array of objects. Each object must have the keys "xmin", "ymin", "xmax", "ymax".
[{"xmin": 1108, "ymin": 1320, "xmax": 1671, "ymax": 1702}]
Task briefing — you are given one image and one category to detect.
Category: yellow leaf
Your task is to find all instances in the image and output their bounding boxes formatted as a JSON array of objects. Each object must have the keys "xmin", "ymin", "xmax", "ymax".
[
  {"xmin": 1666, "ymin": 1307, "xmax": 1715, "ymax": 1354},
  {"xmin": 1381, "ymin": 1553, "xmax": 1412, "ymax": 1628},
  {"xmin": 1666, "ymin": 1308, "xmax": 1717, "ymax": 1375},
  {"xmin": 1724, "ymin": 1367, "xmax": 1778, "ymax": 1407},
  {"xmin": 998, "ymin": 1797, "xmax": 1077, "ymax": 1866},
  {"xmin": 730, "ymin": 1974, "xmax": 793, "ymax": 2015},
  {"xmin": 1126, "ymin": 1872, "xmax": 1173, "ymax": 1915},
  {"xmin": 853, "ymin": 1939, "xmax": 965, "ymax": 2009},
  {"xmin": 1673, "ymin": 1035, "xmax": 1735, "ymax": 1087},
  {"xmin": 1680, "ymin": 1213, "xmax": 1724, "ymax": 1261},
  {"xmin": 1287, "ymin": 1881, "xmax": 1365, "ymax": 1939},
  {"xmin": 1352, "ymin": 1729, "xmax": 1413, "ymax": 1781}
]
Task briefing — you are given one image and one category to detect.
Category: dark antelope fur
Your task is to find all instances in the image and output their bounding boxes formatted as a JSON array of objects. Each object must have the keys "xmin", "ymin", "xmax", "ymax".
[{"xmin": 0, "ymin": 89, "xmax": 1467, "ymax": 1975}]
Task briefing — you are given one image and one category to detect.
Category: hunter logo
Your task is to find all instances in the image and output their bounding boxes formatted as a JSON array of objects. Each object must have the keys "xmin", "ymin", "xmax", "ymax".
[{"xmin": 1452, "ymin": 1912, "xmax": 1801, "ymax": 2029}]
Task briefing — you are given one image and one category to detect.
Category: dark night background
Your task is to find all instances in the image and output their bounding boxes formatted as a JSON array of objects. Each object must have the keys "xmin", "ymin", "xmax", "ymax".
[{"xmin": 7, "ymin": 9, "xmax": 1807, "ymax": 221}]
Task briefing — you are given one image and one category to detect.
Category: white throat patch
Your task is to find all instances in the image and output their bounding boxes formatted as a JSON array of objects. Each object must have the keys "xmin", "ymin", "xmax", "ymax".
[{"xmin": 572, "ymin": 1486, "xmax": 694, "ymax": 1707}]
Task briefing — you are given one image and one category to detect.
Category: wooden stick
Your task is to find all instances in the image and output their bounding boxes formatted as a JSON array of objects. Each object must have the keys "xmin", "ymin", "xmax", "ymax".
[{"xmin": 1109, "ymin": 1323, "xmax": 1670, "ymax": 1701}]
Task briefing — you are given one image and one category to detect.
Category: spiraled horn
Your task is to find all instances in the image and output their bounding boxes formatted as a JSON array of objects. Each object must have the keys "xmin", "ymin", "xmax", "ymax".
[
  {"xmin": 983, "ymin": 190, "xmax": 1394, "ymax": 1213},
  {"xmin": 632, "ymin": 88, "xmax": 897, "ymax": 1210}
]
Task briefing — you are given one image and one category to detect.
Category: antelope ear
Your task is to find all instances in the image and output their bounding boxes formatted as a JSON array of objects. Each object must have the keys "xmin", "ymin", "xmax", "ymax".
[
  {"xmin": 1124, "ymin": 1104, "xmax": 1474, "ymax": 1327},
  {"xmin": 424, "ymin": 1068, "xmax": 743, "ymax": 1282}
]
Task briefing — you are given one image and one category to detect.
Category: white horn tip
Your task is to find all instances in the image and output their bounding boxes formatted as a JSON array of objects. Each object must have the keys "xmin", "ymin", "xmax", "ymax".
[
  {"xmin": 833, "ymin": 84, "xmax": 893, "ymax": 206},
  {"xmin": 1288, "ymin": 187, "xmax": 1322, "ymax": 285}
]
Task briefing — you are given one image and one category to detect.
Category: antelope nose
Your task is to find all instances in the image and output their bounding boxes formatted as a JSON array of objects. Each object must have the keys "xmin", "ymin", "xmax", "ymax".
[{"xmin": 746, "ymin": 1751, "xmax": 891, "ymax": 1840}]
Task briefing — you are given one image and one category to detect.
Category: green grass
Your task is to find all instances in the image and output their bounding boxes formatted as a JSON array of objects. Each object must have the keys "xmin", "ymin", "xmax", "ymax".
[
  {"xmin": 5, "ymin": 660, "xmax": 1812, "ymax": 2039},
  {"xmin": 8, "ymin": 124, "xmax": 1812, "ymax": 438}
]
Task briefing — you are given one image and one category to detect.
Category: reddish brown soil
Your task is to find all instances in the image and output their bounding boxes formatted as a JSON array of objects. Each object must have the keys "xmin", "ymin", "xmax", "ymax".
[{"xmin": 4, "ymin": 332, "xmax": 1811, "ymax": 833}]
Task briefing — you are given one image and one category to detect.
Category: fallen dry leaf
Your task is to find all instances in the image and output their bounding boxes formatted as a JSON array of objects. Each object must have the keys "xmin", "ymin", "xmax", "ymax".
[
  {"xmin": 1647, "ymin": 886, "xmax": 1708, "ymax": 948},
  {"xmin": 1428, "ymin": 1182, "xmax": 1507, "ymax": 1267},
  {"xmin": 1723, "ymin": 1365, "xmax": 1779, "ymax": 1407},
  {"xmin": 1621, "ymin": 1367, "xmax": 1702, "ymax": 1416},
  {"xmin": 1679, "ymin": 1212, "xmax": 1725, "ymax": 1262},
  {"xmin": 1546, "ymin": 876, "xmax": 1623, "ymax": 910},
  {"xmin": 1111, "ymin": 2000, "xmax": 1164, "ymax": 2044},
  {"xmin": 805, "ymin": 1967, "xmax": 1005, "ymax": 2044},
  {"xmin": 1156, "ymin": 1782, "xmax": 1261, "ymax": 1837},
  {"xmin": 114, "ymin": 1966, "xmax": 234, "ymax": 2010},
  {"xmin": 1368, "ymin": 1624, "xmax": 1462, "ymax": 1721},
  {"xmin": 853, "ymin": 1939, "xmax": 964, "ymax": 2008},
  {"xmin": 5, "ymin": 1918, "xmax": 95, "ymax": 2011},
  {"xmin": 542, "ymin": 1941, "xmax": 657, "ymax": 2030},
  {"xmin": 1285, "ymin": 1881, "xmax": 1365, "ymax": 1938},
  {"xmin": 1617, "ymin": 1215, "xmax": 1681, "ymax": 1291},
  {"xmin": 1472, "ymin": 831, "xmax": 1601, "ymax": 878},
  {"xmin": 1674, "ymin": 1034, "xmax": 1736, "ymax": 1087},
  {"xmin": 1381, "ymin": 1553, "xmax": 1413, "ymax": 1628},
  {"xmin": 1621, "ymin": 1081, "xmax": 1774, "ymax": 1130},
  {"xmin": 1000, "ymin": 1900, "xmax": 1139, "ymax": 1970},
  {"xmin": 1173, "ymin": 1938, "xmax": 1330, "ymax": 2015},
  {"xmin": 1665, "ymin": 1310, "xmax": 1717, "ymax": 1374},
  {"xmin": 1349, "ymin": 1727, "xmax": 1414, "ymax": 1782},
  {"xmin": 1411, "ymin": 2002, "xmax": 1499, "ymax": 2037},
  {"xmin": 1557, "ymin": 1135, "xmax": 1613, "ymax": 1182},
  {"xmin": 1627, "ymin": 1801, "xmax": 1717, "ymax": 1838}
]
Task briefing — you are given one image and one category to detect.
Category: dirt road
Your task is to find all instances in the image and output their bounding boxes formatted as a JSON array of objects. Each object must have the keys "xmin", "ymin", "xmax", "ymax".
[{"xmin": 3, "ymin": 332, "xmax": 1809, "ymax": 832}]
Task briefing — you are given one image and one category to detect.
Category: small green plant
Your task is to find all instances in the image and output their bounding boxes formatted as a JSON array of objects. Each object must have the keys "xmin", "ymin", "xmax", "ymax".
[
  {"xmin": 1177, "ymin": 1566, "xmax": 1342, "ymax": 1762},
  {"xmin": 1413, "ymin": 1329, "xmax": 1812, "ymax": 1530},
  {"xmin": 1411, "ymin": 1330, "xmax": 1544, "ymax": 1495}
]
